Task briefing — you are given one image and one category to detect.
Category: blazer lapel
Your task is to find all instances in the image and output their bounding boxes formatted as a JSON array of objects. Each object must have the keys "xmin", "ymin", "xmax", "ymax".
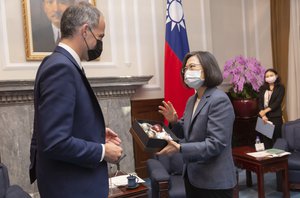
[
  {"xmin": 192, "ymin": 88, "xmax": 215, "ymax": 120},
  {"xmin": 269, "ymin": 86, "xmax": 278, "ymax": 104},
  {"xmin": 187, "ymin": 88, "xmax": 216, "ymax": 135},
  {"xmin": 54, "ymin": 47, "xmax": 102, "ymax": 114},
  {"xmin": 184, "ymin": 94, "xmax": 197, "ymax": 138}
]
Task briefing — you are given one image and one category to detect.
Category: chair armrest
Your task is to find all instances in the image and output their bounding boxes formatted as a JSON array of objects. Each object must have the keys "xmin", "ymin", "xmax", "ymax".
[
  {"xmin": 147, "ymin": 159, "xmax": 170, "ymax": 182},
  {"xmin": 6, "ymin": 185, "xmax": 31, "ymax": 198},
  {"xmin": 147, "ymin": 159, "xmax": 170, "ymax": 198},
  {"xmin": 273, "ymin": 138, "xmax": 289, "ymax": 151}
]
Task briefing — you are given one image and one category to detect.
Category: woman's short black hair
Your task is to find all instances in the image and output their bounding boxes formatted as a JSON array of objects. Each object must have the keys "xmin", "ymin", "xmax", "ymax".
[
  {"xmin": 261, "ymin": 68, "xmax": 281, "ymax": 90},
  {"xmin": 181, "ymin": 51, "xmax": 223, "ymax": 88}
]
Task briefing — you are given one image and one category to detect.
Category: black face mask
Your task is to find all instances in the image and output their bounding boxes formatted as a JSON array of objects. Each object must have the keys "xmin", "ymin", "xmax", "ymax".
[
  {"xmin": 84, "ymin": 28, "xmax": 103, "ymax": 61},
  {"xmin": 87, "ymin": 39, "xmax": 103, "ymax": 61}
]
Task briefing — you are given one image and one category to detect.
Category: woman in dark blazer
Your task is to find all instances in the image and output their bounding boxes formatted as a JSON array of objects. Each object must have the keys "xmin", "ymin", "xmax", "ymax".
[
  {"xmin": 158, "ymin": 51, "xmax": 236, "ymax": 198},
  {"xmin": 258, "ymin": 69, "xmax": 285, "ymax": 149}
]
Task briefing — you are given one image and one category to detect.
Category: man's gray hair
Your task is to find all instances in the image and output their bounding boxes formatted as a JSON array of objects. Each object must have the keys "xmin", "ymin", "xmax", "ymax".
[{"xmin": 60, "ymin": 1, "xmax": 102, "ymax": 38}]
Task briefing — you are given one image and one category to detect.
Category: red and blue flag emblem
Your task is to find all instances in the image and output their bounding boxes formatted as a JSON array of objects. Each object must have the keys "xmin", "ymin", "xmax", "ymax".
[{"xmin": 164, "ymin": 0, "xmax": 193, "ymax": 118}]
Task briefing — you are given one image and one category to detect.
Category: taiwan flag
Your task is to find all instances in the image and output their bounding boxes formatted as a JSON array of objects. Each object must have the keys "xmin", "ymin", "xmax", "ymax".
[{"xmin": 164, "ymin": 0, "xmax": 193, "ymax": 118}]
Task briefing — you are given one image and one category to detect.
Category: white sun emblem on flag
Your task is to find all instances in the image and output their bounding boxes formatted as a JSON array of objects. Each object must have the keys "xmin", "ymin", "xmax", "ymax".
[{"xmin": 166, "ymin": 0, "xmax": 186, "ymax": 32}]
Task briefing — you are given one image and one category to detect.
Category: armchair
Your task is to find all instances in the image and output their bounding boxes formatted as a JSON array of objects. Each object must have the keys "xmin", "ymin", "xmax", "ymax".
[
  {"xmin": 147, "ymin": 153, "xmax": 186, "ymax": 198},
  {"xmin": 273, "ymin": 119, "xmax": 300, "ymax": 190},
  {"xmin": 0, "ymin": 162, "xmax": 31, "ymax": 198}
]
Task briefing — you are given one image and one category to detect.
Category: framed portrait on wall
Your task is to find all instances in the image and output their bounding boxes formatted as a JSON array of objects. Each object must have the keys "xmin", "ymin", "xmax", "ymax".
[{"xmin": 22, "ymin": 0, "xmax": 96, "ymax": 61}]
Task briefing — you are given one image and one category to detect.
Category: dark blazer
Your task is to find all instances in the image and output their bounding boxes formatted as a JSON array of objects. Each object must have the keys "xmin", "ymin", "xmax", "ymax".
[
  {"xmin": 32, "ymin": 20, "xmax": 57, "ymax": 52},
  {"xmin": 29, "ymin": 46, "xmax": 108, "ymax": 198},
  {"xmin": 258, "ymin": 84, "xmax": 285, "ymax": 118},
  {"xmin": 171, "ymin": 87, "xmax": 236, "ymax": 189}
]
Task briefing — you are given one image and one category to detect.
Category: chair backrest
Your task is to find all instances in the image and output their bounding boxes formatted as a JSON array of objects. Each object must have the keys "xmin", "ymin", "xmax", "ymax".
[
  {"xmin": 282, "ymin": 119, "xmax": 300, "ymax": 152},
  {"xmin": 0, "ymin": 163, "xmax": 10, "ymax": 198},
  {"xmin": 156, "ymin": 153, "xmax": 184, "ymax": 175}
]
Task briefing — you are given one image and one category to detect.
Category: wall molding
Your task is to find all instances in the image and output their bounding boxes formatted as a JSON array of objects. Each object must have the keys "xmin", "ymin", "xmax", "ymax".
[
  {"xmin": 133, "ymin": 0, "xmax": 142, "ymax": 76},
  {"xmin": 149, "ymin": 0, "xmax": 161, "ymax": 90},
  {"xmin": 241, "ymin": 0, "xmax": 248, "ymax": 57},
  {"xmin": 0, "ymin": 75, "xmax": 152, "ymax": 105},
  {"xmin": 0, "ymin": 1, "xmax": 9, "ymax": 69},
  {"xmin": 200, "ymin": 0, "xmax": 208, "ymax": 51},
  {"xmin": 0, "ymin": 1, "xmax": 117, "ymax": 70},
  {"xmin": 121, "ymin": 0, "xmax": 131, "ymax": 66},
  {"xmin": 253, "ymin": 0, "xmax": 260, "ymax": 60}
]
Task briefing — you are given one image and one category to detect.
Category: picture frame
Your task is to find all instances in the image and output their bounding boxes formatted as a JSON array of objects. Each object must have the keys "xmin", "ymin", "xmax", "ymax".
[{"xmin": 22, "ymin": 0, "xmax": 96, "ymax": 61}]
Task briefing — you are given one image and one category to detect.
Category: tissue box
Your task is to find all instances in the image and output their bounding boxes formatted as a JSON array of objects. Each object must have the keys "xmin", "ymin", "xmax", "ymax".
[{"xmin": 130, "ymin": 119, "xmax": 179, "ymax": 152}]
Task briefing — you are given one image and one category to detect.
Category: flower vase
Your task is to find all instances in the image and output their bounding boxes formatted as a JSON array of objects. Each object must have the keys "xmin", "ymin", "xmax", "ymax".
[{"xmin": 231, "ymin": 98, "xmax": 258, "ymax": 118}]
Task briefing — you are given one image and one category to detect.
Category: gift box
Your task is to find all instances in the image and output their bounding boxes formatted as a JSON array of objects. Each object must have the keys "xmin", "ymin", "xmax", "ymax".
[{"xmin": 130, "ymin": 119, "xmax": 179, "ymax": 152}]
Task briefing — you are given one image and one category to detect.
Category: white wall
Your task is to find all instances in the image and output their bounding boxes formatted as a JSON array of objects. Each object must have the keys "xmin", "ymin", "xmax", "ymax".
[{"xmin": 0, "ymin": 0, "xmax": 272, "ymax": 99}]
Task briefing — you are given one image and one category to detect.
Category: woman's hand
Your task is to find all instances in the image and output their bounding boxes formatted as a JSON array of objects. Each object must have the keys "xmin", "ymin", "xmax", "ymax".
[
  {"xmin": 156, "ymin": 140, "xmax": 180, "ymax": 155},
  {"xmin": 158, "ymin": 101, "xmax": 178, "ymax": 124},
  {"xmin": 262, "ymin": 116, "xmax": 269, "ymax": 124},
  {"xmin": 259, "ymin": 107, "xmax": 272, "ymax": 118},
  {"xmin": 105, "ymin": 128, "xmax": 121, "ymax": 146},
  {"xmin": 259, "ymin": 110, "xmax": 266, "ymax": 117}
]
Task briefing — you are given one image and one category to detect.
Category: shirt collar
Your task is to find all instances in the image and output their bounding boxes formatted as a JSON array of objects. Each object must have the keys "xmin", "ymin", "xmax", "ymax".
[
  {"xmin": 52, "ymin": 24, "xmax": 60, "ymax": 42},
  {"xmin": 58, "ymin": 42, "xmax": 82, "ymax": 69}
]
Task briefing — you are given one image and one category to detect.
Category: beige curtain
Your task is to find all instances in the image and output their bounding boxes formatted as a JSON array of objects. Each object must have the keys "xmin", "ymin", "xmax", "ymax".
[
  {"xmin": 287, "ymin": 0, "xmax": 300, "ymax": 120},
  {"xmin": 270, "ymin": 0, "xmax": 290, "ymax": 121}
]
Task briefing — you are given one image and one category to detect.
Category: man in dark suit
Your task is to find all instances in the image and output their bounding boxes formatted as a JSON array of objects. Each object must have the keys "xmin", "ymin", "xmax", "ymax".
[{"xmin": 29, "ymin": 2, "xmax": 123, "ymax": 198}]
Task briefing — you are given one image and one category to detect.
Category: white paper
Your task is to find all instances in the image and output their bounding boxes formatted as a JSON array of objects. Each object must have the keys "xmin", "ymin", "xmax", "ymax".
[
  {"xmin": 247, "ymin": 149, "xmax": 291, "ymax": 158},
  {"xmin": 109, "ymin": 174, "xmax": 145, "ymax": 188},
  {"xmin": 255, "ymin": 117, "xmax": 275, "ymax": 139}
]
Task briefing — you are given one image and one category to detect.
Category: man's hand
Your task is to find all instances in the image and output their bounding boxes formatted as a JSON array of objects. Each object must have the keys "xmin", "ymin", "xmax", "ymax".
[
  {"xmin": 106, "ymin": 127, "xmax": 121, "ymax": 146},
  {"xmin": 104, "ymin": 142, "xmax": 123, "ymax": 164},
  {"xmin": 156, "ymin": 140, "xmax": 180, "ymax": 155}
]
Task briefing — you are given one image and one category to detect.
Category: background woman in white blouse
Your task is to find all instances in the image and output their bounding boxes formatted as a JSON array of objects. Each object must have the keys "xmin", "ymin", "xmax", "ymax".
[{"xmin": 258, "ymin": 69, "xmax": 285, "ymax": 149}]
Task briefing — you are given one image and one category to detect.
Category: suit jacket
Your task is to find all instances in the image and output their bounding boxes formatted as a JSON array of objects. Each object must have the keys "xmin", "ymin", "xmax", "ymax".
[
  {"xmin": 258, "ymin": 84, "xmax": 285, "ymax": 118},
  {"xmin": 29, "ymin": 46, "xmax": 108, "ymax": 198},
  {"xmin": 32, "ymin": 20, "xmax": 57, "ymax": 52},
  {"xmin": 171, "ymin": 87, "xmax": 236, "ymax": 189}
]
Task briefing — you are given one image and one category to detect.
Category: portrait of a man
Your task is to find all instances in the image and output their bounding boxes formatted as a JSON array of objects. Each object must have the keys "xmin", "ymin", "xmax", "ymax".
[
  {"xmin": 31, "ymin": 0, "xmax": 75, "ymax": 52},
  {"xmin": 22, "ymin": 0, "xmax": 95, "ymax": 60}
]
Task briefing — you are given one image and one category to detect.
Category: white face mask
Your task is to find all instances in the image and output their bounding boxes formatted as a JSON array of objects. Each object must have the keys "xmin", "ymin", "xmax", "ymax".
[
  {"xmin": 184, "ymin": 70, "xmax": 204, "ymax": 89},
  {"xmin": 265, "ymin": 76, "xmax": 277, "ymax": 84}
]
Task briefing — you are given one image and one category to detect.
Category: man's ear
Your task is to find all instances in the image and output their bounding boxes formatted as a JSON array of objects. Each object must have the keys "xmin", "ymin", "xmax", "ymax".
[{"xmin": 81, "ymin": 24, "xmax": 89, "ymax": 37}]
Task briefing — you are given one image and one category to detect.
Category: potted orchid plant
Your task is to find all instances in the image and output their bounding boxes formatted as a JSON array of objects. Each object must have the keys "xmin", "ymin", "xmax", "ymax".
[
  {"xmin": 223, "ymin": 55, "xmax": 266, "ymax": 117},
  {"xmin": 223, "ymin": 55, "xmax": 266, "ymax": 99}
]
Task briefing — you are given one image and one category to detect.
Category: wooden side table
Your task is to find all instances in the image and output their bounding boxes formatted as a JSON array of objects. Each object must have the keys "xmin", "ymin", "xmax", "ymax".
[{"xmin": 232, "ymin": 146, "xmax": 290, "ymax": 198}]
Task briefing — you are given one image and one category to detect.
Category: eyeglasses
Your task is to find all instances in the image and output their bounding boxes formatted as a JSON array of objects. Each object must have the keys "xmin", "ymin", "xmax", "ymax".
[
  {"xmin": 181, "ymin": 63, "xmax": 202, "ymax": 74},
  {"xmin": 88, "ymin": 27, "xmax": 98, "ymax": 40},
  {"xmin": 88, "ymin": 27, "xmax": 104, "ymax": 41}
]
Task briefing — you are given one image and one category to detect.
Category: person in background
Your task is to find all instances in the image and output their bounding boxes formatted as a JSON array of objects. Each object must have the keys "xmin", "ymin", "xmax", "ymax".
[
  {"xmin": 158, "ymin": 51, "xmax": 236, "ymax": 198},
  {"xmin": 258, "ymin": 68, "xmax": 285, "ymax": 149},
  {"xmin": 29, "ymin": 2, "xmax": 123, "ymax": 198},
  {"xmin": 32, "ymin": 0, "xmax": 75, "ymax": 52},
  {"xmin": 43, "ymin": 0, "xmax": 75, "ymax": 30}
]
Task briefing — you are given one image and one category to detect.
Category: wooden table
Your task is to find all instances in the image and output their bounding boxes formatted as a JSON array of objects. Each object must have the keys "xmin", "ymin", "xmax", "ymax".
[
  {"xmin": 108, "ymin": 183, "xmax": 148, "ymax": 198},
  {"xmin": 232, "ymin": 146, "xmax": 290, "ymax": 198}
]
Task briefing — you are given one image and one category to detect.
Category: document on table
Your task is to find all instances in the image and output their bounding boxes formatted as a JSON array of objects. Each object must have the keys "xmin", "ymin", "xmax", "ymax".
[
  {"xmin": 247, "ymin": 149, "xmax": 291, "ymax": 158},
  {"xmin": 255, "ymin": 117, "xmax": 275, "ymax": 139},
  {"xmin": 109, "ymin": 174, "xmax": 145, "ymax": 188}
]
